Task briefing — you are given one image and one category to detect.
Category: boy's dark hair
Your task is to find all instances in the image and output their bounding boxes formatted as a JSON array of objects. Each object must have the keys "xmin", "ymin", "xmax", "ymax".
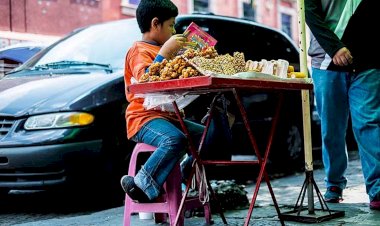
[{"xmin": 136, "ymin": 0, "xmax": 178, "ymax": 33}]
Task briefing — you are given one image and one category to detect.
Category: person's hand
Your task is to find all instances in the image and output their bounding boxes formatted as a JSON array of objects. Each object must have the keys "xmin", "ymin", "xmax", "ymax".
[
  {"xmin": 333, "ymin": 47, "xmax": 353, "ymax": 66},
  {"xmin": 158, "ymin": 34, "xmax": 191, "ymax": 59}
]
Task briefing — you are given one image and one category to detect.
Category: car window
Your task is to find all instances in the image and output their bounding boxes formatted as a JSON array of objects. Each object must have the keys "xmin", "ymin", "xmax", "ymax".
[
  {"xmin": 33, "ymin": 19, "xmax": 141, "ymax": 71},
  {"xmin": 176, "ymin": 17, "xmax": 300, "ymax": 71}
]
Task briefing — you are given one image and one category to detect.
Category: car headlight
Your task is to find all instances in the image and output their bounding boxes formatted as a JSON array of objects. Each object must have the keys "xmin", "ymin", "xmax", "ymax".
[{"xmin": 24, "ymin": 112, "xmax": 94, "ymax": 130}]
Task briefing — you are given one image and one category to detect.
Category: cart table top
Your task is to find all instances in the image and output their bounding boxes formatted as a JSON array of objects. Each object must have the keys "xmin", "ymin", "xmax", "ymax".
[{"xmin": 128, "ymin": 75, "xmax": 313, "ymax": 94}]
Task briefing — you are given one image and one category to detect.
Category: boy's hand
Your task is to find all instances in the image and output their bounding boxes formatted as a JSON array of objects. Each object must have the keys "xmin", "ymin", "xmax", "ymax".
[{"xmin": 158, "ymin": 34, "xmax": 191, "ymax": 59}]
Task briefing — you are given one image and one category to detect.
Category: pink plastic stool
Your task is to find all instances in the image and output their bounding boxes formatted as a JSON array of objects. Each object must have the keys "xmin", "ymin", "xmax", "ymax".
[{"xmin": 123, "ymin": 143, "xmax": 212, "ymax": 226}]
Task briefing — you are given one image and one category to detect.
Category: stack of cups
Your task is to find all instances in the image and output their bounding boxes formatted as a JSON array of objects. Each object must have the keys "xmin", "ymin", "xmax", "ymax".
[
  {"xmin": 139, "ymin": 212, "xmax": 153, "ymax": 220},
  {"xmin": 276, "ymin": 59, "xmax": 289, "ymax": 79}
]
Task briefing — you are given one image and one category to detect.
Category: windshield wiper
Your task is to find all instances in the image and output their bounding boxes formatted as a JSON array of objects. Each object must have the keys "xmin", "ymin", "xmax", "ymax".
[{"xmin": 31, "ymin": 60, "xmax": 113, "ymax": 73}]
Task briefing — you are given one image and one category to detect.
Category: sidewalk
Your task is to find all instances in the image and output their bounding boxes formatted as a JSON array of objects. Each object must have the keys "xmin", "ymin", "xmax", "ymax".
[{"xmin": 17, "ymin": 152, "xmax": 380, "ymax": 226}]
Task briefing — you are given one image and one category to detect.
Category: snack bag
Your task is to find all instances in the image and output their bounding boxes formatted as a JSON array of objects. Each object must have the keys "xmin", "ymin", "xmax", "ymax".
[{"xmin": 183, "ymin": 22, "xmax": 217, "ymax": 50}]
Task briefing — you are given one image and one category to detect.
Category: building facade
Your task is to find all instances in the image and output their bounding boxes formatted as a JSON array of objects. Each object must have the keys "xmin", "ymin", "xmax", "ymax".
[
  {"xmin": 0, "ymin": 0, "xmax": 130, "ymax": 48},
  {"xmin": 121, "ymin": 0, "xmax": 299, "ymax": 43},
  {"xmin": 0, "ymin": 0, "xmax": 299, "ymax": 48}
]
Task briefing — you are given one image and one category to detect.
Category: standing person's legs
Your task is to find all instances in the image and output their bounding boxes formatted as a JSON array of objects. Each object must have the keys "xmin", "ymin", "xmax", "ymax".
[
  {"xmin": 312, "ymin": 68, "xmax": 350, "ymax": 201},
  {"xmin": 348, "ymin": 69, "xmax": 380, "ymax": 208}
]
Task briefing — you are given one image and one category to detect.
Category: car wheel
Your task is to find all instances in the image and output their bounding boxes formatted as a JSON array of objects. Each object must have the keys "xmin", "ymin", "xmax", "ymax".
[
  {"xmin": 92, "ymin": 113, "xmax": 133, "ymax": 203},
  {"xmin": 268, "ymin": 121, "xmax": 304, "ymax": 176},
  {"xmin": 0, "ymin": 188, "xmax": 10, "ymax": 196},
  {"xmin": 286, "ymin": 125, "xmax": 303, "ymax": 161}
]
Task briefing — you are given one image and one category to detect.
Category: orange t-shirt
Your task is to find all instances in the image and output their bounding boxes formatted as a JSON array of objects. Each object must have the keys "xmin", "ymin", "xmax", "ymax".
[{"xmin": 124, "ymin": 41, "xmax": 176, "ymax": 139}]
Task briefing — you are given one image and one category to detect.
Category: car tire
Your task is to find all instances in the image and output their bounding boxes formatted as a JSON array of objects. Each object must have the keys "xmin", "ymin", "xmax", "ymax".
[
  {"xmin": 268, "ymin": 120, "xmax": 304, "ymax": 176},
  {"xmin": 93, "ymin": 112, "xmax": 133, "ymax": 203},
  {"xmin": 0, "ymin": 188, "xmax": 10, "ymax": 196}
]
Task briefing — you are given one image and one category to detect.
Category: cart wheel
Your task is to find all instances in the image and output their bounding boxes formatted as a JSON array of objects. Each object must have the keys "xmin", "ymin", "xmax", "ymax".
[
  {"xmin": 286, "ymin": 125, "xmax": 303, "ymax": 161},
  {"xmin": 269, "ymin": 122, "xmax": 304, "ymax": 175},
  {"xmin": 0, "ymin": 188, "xmax": 10, "ymax": 196}
]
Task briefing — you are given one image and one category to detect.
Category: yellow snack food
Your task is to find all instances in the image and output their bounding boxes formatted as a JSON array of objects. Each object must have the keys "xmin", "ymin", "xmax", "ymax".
[
  {"xmin": 287, "ymin": 65, "xmax": 295, "ymax": 73},
  {"xmin": 288, "ymin": 72, "xmax": 306, "ymax": 78}
]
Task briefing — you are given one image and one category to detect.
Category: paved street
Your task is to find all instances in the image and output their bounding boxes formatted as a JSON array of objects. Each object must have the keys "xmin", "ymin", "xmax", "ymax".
[
  {"xmin": 1, "ymin": 151, "xmax": 379, "ymax": 226},
  {"xmin": 0, "ymin": 186, "xmax": 123, "ymax": 225}
]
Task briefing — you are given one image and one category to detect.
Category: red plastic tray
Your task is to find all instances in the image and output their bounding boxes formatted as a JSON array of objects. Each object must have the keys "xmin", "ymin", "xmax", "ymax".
[{"xmin": 128, "ymin": 76, "xmax": 313, "ymax": 94}]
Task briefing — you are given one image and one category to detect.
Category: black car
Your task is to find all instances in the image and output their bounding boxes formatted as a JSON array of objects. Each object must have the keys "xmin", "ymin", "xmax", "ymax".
[{"xmin": 0, "ymin": 14, "xmax": 321, "ymax": 194}]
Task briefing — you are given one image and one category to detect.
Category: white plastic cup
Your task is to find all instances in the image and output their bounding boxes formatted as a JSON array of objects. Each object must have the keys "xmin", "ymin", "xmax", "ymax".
[
  {"xmin": 139, "ymin": 212, "xmax": 153, "ymax": 220},
  {"xmin": 276, "ymin": 59, "xmax": 289, "ymax": 79}
]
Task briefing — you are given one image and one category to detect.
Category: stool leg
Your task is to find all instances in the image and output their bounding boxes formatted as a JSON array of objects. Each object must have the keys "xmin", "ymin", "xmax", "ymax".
[
  {"xmin": 123, "ymin": 195, "xmax": 132, "ymax": 226},
  {"xmin": 167, "ymin": 165, "xmax": 184, "ymax": 226},
  {"xmin": 154, "ymin": 195, "xmax": 167, "ymax": 224},
  {"xmin": 203, "ymin": 202, "xmax": 212, "ymax": 225},
  {"xmin": 154, "ymin": 212, "xmax": 167, "ymax": 224}
]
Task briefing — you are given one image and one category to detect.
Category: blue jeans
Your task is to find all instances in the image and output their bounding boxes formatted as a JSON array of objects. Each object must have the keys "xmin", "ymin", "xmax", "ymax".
[
  {"xmin": 130, "ymin": 118, "xmax": 214, "ymax": 200},
  {"xmin": 312, "ymin": 68, "xmax": 380, "ymax": 200}
]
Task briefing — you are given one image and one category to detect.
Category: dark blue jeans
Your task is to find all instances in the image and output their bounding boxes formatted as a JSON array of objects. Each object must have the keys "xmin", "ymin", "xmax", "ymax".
[{"xmin": 131, "ymin": 118, "xmax": 211, "ymax": 200}]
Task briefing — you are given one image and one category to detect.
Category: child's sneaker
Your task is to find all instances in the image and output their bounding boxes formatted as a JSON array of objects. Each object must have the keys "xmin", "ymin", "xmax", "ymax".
[
  {"xmin": 120, "ymin": 175, "xmax": 150, "ymax": 203},
  {"xmin": 324, "ymin": 186, "xmax": 343, "ymax": 203}
]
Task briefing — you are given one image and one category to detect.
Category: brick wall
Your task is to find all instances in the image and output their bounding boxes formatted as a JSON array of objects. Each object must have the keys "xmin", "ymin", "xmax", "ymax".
[
  {"xmin": 27, "ymin": 0, "xmax": 102, "ymax": 36},
  {"xmin": 0, "ymin": 0, "xmax": 299, "ymax": 45},
  {"xmin": 212, "ymin": 0, "xmax": 239, "ymax": 17},
  {"xmin": 0, "ymin": 1, "xmax": 11, "ymax": 32},
  {"xmin": 0, "ymin": 0, "xmax": 125, "ymax": 36},
  {"xmin": 172, "ymin": 0, "xmax": 189, "ymax": 14}
]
